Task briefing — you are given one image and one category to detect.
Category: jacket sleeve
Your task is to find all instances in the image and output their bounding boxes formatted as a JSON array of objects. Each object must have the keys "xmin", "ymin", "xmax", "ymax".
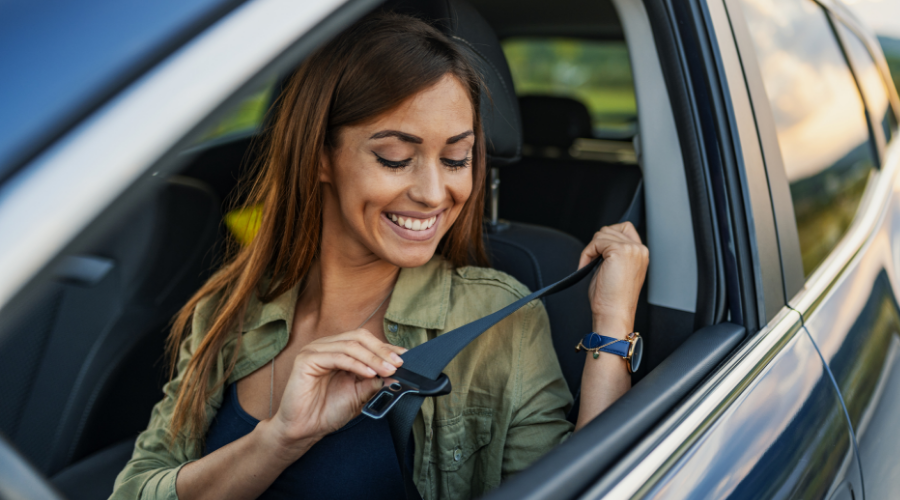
[
  {"xmin": 109, "ymin": 295, "xmax": 224, "ymax": 500},
  {"xmin": 501, "ymin": 302, "xmax": 574, "ymax": 480}
]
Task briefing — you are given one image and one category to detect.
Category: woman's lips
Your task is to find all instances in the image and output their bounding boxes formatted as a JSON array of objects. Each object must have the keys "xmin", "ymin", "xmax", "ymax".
[{"xmin": 382, "ymin": 211, "xmax": 441, "ymax": 241}]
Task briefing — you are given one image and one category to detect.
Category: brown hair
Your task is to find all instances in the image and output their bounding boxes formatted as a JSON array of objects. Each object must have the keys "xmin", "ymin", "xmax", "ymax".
[{"xmin": 166, "ymin": 12, "xmax": 488, "ymax": 442}]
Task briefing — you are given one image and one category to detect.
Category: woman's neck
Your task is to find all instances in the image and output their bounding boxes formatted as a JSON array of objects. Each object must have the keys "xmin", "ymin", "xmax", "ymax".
[{"xmin": 295, "ymin": 236, "xmax": 399, "ymax": 340}]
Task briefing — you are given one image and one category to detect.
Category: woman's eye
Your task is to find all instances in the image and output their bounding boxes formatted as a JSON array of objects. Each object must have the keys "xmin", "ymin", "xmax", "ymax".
[
  {"xmin": 373, "ymin": 152, "xmax": 412, "ymax": 169},
  {"xmin": 441, "ymin": 156, "xmax": 471, "ymax": 169}
]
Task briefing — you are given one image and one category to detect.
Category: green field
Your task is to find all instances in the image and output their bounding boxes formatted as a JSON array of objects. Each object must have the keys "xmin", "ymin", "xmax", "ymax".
[{"xmin": 502, "ymin": 38, "xmax": 637, "ymax": 133}]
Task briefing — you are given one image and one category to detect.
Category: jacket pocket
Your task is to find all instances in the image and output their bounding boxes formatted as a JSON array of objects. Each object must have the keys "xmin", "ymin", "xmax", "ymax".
[{"xmin": 430, "ymin": 407, "xmax": 493, "ymax": 498}]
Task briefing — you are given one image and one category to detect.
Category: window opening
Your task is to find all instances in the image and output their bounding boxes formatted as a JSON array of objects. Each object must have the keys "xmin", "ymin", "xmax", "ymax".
[{"xmin": 502, "ymin": 37, "xmax": 637, "ymax": 143}]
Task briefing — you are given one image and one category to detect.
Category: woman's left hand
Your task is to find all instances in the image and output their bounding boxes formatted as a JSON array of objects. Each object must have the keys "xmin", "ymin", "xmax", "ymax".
[{"xmin": 578, "ymin": 222, "xmax": 649, "ymax": 336}]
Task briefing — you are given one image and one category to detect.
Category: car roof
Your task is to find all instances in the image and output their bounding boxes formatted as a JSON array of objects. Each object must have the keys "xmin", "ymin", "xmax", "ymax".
[{"xmin": 0, "ymin": 0, "xmax": 241, "ymax": 183}]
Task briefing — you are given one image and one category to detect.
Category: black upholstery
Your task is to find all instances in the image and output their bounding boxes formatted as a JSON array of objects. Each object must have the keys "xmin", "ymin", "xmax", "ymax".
[
  {"xmin": 383, "ymin": 0, "xmax": 522, "ymax": 165},
  {"xmin": 485, "ymin": 223, "xmax": 591, "ymax": 395},
  {"xmin": 52, "ymin": 439, "xmax": 135, "ymax": 500},
  {"xmin": 500, "ymin": 95, "xmax": 642, "ymax": 244},
  {"xmin": 519, "ymin": 95, "xmax": 592, "ymax": 149},
  {"xmin": 0, "ymin": 178, "xmax": 220, "ymax": 479}
]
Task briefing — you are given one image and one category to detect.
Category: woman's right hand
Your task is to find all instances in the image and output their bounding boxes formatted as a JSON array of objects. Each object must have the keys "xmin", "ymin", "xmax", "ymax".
[{"xmin": 264, "ymin": 329, "xmax": 406, "ymax": 456}]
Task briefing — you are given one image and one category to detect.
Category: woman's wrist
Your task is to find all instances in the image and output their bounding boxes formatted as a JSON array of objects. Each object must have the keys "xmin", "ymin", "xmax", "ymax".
[
  {"xmin": 591, "ymin": 312, "xmax": 634, "ymax": 339},
  {"xmin": 254, "ymin": 417, "xmax": 319, "ymax": 465}
]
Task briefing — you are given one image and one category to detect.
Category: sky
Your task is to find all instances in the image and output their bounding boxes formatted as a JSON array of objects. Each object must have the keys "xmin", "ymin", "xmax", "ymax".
[{"xmin": 844, "ymin": 0, "xmax": 900, "ymax": 39}]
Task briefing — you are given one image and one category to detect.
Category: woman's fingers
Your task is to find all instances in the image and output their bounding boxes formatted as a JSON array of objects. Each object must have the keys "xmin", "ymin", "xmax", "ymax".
[
  {"xmin": 614, "ymin": 221, "xmax": 642, "ymax": 244},
  {"xmin": 308, "ymin": 339, "xmax": 399, "ymax": 377},
  {"xmin": 317, "ymin": 329, "xmax": 405, "ymax": 368},
  {"xmin": 578, "ymin": 224, "xmax": 637, "ymax": 269},
  {"xmin": 300, "ymin": 351, "xmax": 380, "ymax": 379}
]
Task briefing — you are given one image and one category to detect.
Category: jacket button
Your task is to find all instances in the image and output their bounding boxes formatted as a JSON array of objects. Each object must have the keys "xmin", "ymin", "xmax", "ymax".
[
  {"xmin": 389, "ymin": 323, "xmax": 398, "ymax": 333},
  {"xmin": 453, "ymin": 448, "xmax": 462, "ymax": 461}
]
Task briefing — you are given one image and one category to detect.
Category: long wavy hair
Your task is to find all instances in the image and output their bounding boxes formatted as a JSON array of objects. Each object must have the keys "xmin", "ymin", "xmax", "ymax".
[{"xmin": 166, "ymin": 12, "xmax": 489, "ymax": 442}]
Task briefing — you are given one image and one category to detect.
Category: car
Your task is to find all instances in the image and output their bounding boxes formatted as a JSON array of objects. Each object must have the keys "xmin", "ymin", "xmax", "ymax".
[{"xmin": 1, "ymin": 0, "xmax": 898, "ymax": 498}]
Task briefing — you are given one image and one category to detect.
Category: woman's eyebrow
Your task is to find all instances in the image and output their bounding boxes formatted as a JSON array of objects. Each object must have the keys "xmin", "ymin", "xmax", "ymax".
[
  {"xmin": 446, "ymin": 130, "xmax": 474, "ymax": 144},
  {"xmin": 369, "ymin": 130, "xmax": 423, "ymax": 144}
]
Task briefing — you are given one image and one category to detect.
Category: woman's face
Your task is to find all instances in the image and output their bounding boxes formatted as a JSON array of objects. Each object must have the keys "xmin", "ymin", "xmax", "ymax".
[{"xmin": 320, "ymin": 74, "xmax": 476, "ymax": 268}]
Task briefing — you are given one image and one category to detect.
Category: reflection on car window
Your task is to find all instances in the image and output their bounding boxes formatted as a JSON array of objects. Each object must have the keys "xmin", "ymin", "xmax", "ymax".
[
  {"xmin": 837, "ymin": 22, "xmax": 897, "ymax": 144},
  {"xmin": 197, "ymin": 84, "xmax": 274, "ymax": 143},
  {"xmin": 739, "ymin": 0, "xmax": 877, "ymax": 277},
  {"xmin": 501, "ymin": 38, "xmax": 636, "ymax": 138}
]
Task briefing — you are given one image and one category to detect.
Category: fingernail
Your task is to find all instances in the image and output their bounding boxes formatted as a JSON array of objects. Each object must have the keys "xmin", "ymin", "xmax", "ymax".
[
  {"xmin": 390, "ymin": 353, "xmax": 404, "ymax": 365},
  {"xmin": 401, "ymin": 347, "xmax": 409, "ymax": 353},
  {"xmin": 382, "ymin": 361, "xmax": 397, "ymax": 373},
  {"xmin": 366, "ymin": 367, "xmax": 377, "ymax": 376}
]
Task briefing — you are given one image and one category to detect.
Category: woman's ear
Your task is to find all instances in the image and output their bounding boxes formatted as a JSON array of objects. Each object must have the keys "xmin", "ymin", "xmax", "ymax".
[{"xmin": 318, "ymin": 147, "xmax": 334, "ymax": 184}]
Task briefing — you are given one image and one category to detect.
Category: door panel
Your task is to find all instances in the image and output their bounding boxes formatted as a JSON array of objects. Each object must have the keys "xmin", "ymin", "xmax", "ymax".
[
  {"xmin": 799, "ymin": 175, "xmax": 900, "ymax": 499},
  {"xmin": 643, "ymin": 328, "xmax": 860, "ymax": 499}
]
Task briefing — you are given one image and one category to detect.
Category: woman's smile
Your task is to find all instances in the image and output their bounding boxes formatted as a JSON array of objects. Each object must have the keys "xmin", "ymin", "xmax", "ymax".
[{"xmin": 381, "ymin": 210, "xmax": 442, "ymax": 241}]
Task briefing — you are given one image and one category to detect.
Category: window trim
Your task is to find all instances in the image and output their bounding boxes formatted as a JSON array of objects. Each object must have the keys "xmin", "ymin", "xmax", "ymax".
[
  {"xmin": 830, "ymin": 14, "xmax": 887, "ymax": 167},
  {"xmin": 722, "ymin": 0, "xmax": 805, "ymax": 303}
]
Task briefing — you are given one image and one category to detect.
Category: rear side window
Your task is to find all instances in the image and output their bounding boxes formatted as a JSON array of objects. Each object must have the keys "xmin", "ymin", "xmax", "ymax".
[
  {"xmin": 738, "ymin": 0, "xmax": 877, "ymax": 277},
  {"xmin": 837, "ymin": 22, "xmax": 898, "ymax": 144},
  {"xmin": 501, "ymin": 38, "xmax": 636, "ymax": 138}
]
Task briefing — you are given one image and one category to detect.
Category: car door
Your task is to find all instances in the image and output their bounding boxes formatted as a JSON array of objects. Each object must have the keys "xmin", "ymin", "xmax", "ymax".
[
  {"xmin": 579, "ymin": 0, "xmax": 864, "ymax": 498},
  {"xmin": 778, "ymin": 6, "xmax": 900, "ymax": 500}
]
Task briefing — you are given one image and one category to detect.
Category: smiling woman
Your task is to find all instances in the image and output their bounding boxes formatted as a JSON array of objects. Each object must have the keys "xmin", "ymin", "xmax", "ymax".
[{"xmin": 110, "ymin": 9, "xmax": 647, "ymax": 500}]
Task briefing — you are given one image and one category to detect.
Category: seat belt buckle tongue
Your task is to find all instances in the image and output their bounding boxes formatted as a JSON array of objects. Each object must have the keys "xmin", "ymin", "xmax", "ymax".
[{"xmin": 362, "ymin": 367, "xmax": 451, "ymax": 419}]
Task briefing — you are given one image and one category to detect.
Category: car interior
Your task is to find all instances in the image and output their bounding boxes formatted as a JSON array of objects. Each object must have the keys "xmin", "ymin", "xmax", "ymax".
[{"xmin": 0, "ymin": 0, "xmax": 744, "ymax": 498}]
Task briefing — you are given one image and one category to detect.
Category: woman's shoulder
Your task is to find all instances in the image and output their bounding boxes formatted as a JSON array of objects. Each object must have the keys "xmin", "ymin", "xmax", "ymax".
[
  {"xmin": 451, "ymin": 265, "xmax": 532, "ymax": 301},
  {"xmin": 446, "ymin": 264, "xmax": 545, "ymax": 325}
]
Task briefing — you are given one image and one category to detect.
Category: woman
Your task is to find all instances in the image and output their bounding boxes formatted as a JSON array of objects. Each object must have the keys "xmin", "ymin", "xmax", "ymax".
[{"xmin": 112, "ymin": 12, "xmax": 648, "ymax": 500}]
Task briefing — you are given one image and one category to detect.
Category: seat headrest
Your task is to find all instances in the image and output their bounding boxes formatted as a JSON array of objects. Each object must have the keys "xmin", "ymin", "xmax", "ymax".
[
  {"xmin": 519, "ymin": 95, "xmax": 593, "ymax": 150},
  {"xmin": 382, "ymin": 0, "xmax": 522, "ymax": 166}
]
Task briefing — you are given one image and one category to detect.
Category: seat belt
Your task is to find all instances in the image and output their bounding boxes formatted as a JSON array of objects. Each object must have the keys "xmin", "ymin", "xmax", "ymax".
[{"xmin": 363, "ymin": 181, "xmax": 644, "ymax": 499}]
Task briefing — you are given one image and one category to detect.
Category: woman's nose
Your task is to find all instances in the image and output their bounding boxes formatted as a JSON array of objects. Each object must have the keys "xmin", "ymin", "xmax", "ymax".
[{"xmin": 407, "ymin": 159, "xmax": 444, "ymax": 207}]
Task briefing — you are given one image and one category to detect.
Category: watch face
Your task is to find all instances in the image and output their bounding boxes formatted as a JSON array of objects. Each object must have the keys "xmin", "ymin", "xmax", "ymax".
[{"xmin": 630, "ymin": 336, "xmax": 643, "ymax": 373}]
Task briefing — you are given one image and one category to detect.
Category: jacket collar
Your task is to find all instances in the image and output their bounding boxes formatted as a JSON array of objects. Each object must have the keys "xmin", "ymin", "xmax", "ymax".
[
  {"xmin": 384, "ymin": 255, "xmax": 452, "ymax": 330},
  {"xmin": 241, "ymin": 255, "xmax": 452, "ymax": 334}
]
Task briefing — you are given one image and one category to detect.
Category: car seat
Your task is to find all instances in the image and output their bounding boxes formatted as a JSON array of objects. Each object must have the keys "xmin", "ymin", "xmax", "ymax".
[{"xmin": 500, "ymin": 95, "xmax": 643, "ymax": 244}]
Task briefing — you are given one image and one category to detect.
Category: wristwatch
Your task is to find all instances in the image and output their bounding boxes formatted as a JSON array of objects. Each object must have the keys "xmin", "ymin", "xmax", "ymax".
[{"xmin": 575, "ymin": 331, "xmax": 644, "ymax": 373}]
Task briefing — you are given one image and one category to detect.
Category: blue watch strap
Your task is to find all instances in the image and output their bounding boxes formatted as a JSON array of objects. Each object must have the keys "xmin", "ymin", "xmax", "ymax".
[{"xmin": 577, "ymin": 332, "xmax": 630, "ymax": 357}]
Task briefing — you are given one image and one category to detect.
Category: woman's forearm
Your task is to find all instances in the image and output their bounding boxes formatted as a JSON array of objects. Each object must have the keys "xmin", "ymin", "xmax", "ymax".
[
  {"xmin": 574, "ymin": 316, "xmax": 632, "ymax": 431},
  {"xmin": 175, "ymin": 419, "xmax": 316, "ymax": 500}
]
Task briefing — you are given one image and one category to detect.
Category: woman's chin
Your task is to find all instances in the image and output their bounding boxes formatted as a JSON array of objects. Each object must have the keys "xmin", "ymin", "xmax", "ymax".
[
  {"xmin": 375, "ymin": 235, "xmax": 440, "ymax": 268},
  {"xmin": 381, "ymin": 246, "xmax": 439, "ymax": 268}
]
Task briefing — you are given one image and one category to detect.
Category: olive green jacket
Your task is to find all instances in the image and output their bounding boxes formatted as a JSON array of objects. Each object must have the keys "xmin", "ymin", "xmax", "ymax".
[{"xmin": 111, "ymin": 256, "xmax": 574, "ymax": 500}]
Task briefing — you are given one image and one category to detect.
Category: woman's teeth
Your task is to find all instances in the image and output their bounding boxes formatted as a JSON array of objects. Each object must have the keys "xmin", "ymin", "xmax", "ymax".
[{"xmin": 388, "ymin": 213, "xmax": 436, "ymax": 231}]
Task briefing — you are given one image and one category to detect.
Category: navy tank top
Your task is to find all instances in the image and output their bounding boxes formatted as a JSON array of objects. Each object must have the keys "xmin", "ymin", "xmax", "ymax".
[{"xmin": 204, "ymin": 383, "xmax": 406, "ymax": 499}]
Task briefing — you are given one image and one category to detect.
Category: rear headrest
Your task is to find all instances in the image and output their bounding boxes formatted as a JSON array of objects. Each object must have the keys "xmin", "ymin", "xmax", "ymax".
[
  {"xmin": 383, "ymin": 0, "xmax": 522, "ymax": 166},
  {"xmin": 519, "ymin": 95, "xmax": 593, "ymax": 150}
]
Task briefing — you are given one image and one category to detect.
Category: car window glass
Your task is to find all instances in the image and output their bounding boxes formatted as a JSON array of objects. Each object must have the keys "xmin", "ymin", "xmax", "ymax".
[
  {"xmin": 501, "ymin": 38, "xmax": 636, "ymax": 138},
  {"xmin": 837, "ymin": 22, "xmax": 897, "ymax": 144},
  {"xmin": 738, "ymin": 0, "xmax": 877, "ymax": 277}
]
